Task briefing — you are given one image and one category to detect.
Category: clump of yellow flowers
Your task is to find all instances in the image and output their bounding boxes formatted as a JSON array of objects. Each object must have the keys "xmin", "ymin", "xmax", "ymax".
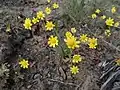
[
  {"xmin": 23, "ymin": 0, "xmax": 59, "ymax": 30},
  {"xmin": 91, "ymin": 6, "xmax": 119, "ymax": 30},
  {"xmin": 22, "ymin": 0, "xmax": 60, "ymax": 65},
  {"xmin": 22, "ymin": 0, "xmax": 105, "ymax": 76},
  {"xmin": 91, "ymin": 9, "xmax": 101, "ymax": 19},
  {"xmin": 64, "ymin": 30, "xmax": 85, "ymax": 75},
  {"xmin": 70, "ymin": 54, "xmax": 82, "ymax": 74},
  {"xmin": 19, "ymin": 59, "xmax": 29, "ymax": 69}
]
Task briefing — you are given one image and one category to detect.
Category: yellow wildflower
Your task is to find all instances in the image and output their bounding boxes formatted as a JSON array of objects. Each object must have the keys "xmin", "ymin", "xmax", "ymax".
[
  {"xmin": 37, "ymin": 11, "xmax": 45, "ymax": 20},
  {"xmin": 105, "ymin": 29, "xmax": 111, "ymax": 37},
  {"xmin": 72, "ymin": 55, "xmax": 82, "ymax": 63},
  {"xmin": 92, "ymin": 13, "xmax": 97, "ymax": 19},
  {"xmin": 114, "ymin": 22, "xmax": 119, "ymax": 27},
  {"xmin": 95, "ymin": 9, "xmax": 101, "ymax": 14},
  {"xmin": 23, "ymin": 18, "xmax": 32, "ymax": 30},
  {"xmin": 32, "ymin": 17, "xmax": 39, "ymax": 24},
  {"xmin": 80, "ymin": 34, "xmax": 88, "ymax": 43},
  {"xmin": 71, "ymin": 28, "xmax": 77, "ymax": 33},
  {"xmin": 105, "ymin": 17, "xmax": 114, "ymax": 26},
  {"xmin": 45, "ymin": 7, "xmax": 51, "ymax": 15},
  {"xmin": 53, "ymin": 3, "xmax": 59, "ymax": 9},
  {"xmin": 45, "ymin": 21, "xmax": 55, "ymax": 31},
  {"xmin": 101, "ymin": 15, "xmax": 106, "ymax": 19},
  {"xmin": 111, "ymin": 6, "xmax": 116, "ymax": 13},
  {"xmin": 47, "ymin": 0, "xmax": 51, "ymax": 3},
  {"xmin": 88, "ymin": 37, "xmax": 98, "ymax": 49},
  {"xmin": 116, "ymin": 59, "xmax": 120, "ymax": 66},
  {"xmin": 65, "ymin": 31, "xmax": 72, "ymax": 38},
  {"xmin": 48, "ymin": 35, "xmax": 58, "ymax": 47},
  {"xmin": 19, "ymin": 59, "xmax": 29, "ymax": 69},
  {"xmin": 70, "ymin": 65, "xmax": 79, "ymax": 75},
  {"xmin": 64, "ymin": 36, "xmax": 80, "ymax": 49}
]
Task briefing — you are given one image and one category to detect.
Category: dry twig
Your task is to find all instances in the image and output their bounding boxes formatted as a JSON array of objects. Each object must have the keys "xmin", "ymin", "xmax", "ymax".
[{"xmin": 48, "ymin": 78, "xmax": 79, "ymax": 87}]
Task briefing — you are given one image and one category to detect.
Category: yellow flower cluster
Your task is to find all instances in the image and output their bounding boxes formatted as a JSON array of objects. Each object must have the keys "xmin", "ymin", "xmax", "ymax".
[
  {"xmin": 63, "ymin": 28, "xmax": 85, "ymax": 75},
  {"xmin": 70, "ymin": 54, "xmax": 83, "ymax": 75},
  {"xmin": 91, "ymin": 7, "xmax": 119, "ymax": 29},
  {"xmin": 22, "ymin": 0, "xmax": 60, "ymax": 69},
  {"xmin": 70, "ymin": 54, "xmax": 83, "ymax": 74},
  {"xmin": 105, "ymin": 18, "xmax": 119, "ymax": 27},
  {"xmin": 71, "ymin": 6, "xmax": 119, "ymax": 75},
  {"xmin": 79, "ymin": 34, "xmax": 97, "ymax": 49},
  {"xmin": 65, "ymin": 29, "xmax": 97, "ymax": 50},
  {"xmin": 91, "ymin": 9, "xmax": 101, "ymax": 19},
  {"xmin": 23, "ymin": 0, "xmax": 59, "ymax": 30},
  {"xmin": 90, "ymin": 6, "xmax": 119, "ymax": 40}
]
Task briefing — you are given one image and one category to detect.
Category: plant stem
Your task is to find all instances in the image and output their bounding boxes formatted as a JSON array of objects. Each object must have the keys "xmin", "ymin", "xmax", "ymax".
[
  {"xmin": 69, "ymin": 49, "xmax": 72, "ymax": 61},
  {"xmin": 54, "ymin": 21, "xmax": 65, "ymax": 57}
]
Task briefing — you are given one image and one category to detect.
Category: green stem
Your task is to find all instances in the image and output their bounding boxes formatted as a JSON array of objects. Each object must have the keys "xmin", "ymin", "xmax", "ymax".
[
  {"xmin": 69, "ymin": 49, "xmax": 72, "ymax": 61},
  {"xmin": 54, "ymin": 21, "xmax": 65, "ymax": 57}
]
